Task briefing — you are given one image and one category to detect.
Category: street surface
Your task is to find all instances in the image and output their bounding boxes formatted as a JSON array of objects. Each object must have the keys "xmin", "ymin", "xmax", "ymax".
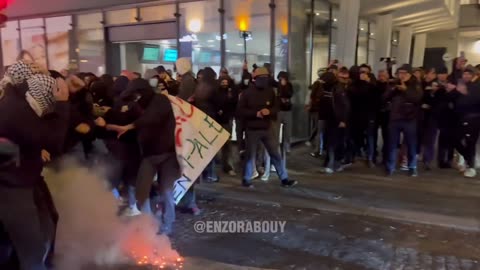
[{"xmin": 96, "ymin": 146, "xmax": 480, "ymax": 270}]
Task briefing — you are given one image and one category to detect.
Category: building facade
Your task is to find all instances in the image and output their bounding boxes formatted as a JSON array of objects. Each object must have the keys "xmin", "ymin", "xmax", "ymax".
[{"xmin": 0, "ymin": 0, "xmax": 464, "ymax": 139}]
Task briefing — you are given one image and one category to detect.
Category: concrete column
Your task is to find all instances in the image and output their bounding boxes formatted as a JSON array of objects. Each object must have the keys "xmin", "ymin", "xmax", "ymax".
[
  {"xmin": 397, "ymin": 26, "xmax": 413, "ymax": 65},
  {"xmin": 336, "ymin": 0, "xmax": 360, "ymax": 67},
  {"xmin": 373, "ymin": 13, "xmax": 393, "ymax": 72},
  {"xmin": 412, "ymin": 33, "xmax": 427, "ymax": 68}
]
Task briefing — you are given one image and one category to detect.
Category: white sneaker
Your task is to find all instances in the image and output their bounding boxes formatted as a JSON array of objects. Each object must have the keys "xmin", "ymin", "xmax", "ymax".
[
  {"xmin": 270, "ymin": 166, "xmax": 276, "ymax": 173},
  {"xmin": 305, "ymin": 141, "xmax": 312, "ymax": 147},
  {"xmin": 228, "ymin": 170, "xmax": 237, "ymax": 176},
  {"xmin": 464, "ymin": 168, "xmax": 477, "ymax": 178},
  {"xmin": 250, "ymin": 170, "xmax": 259, "ymax": 180},
  {"xmin": 261, "ymin": 174, "xmax": 270, "ymax": 181},
  {"xmin": 321, "ymin": 168, "xmax": 334, "ymax": 174},
  {"xmin": 123, "ymin": 205, "xmax": 142, "ymax": 217}
]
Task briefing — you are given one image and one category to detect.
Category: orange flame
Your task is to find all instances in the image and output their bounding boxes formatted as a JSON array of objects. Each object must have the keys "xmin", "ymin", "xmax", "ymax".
[{"xmin": 234, "ymin": 0, "xmax": 252, "ymax": 31}]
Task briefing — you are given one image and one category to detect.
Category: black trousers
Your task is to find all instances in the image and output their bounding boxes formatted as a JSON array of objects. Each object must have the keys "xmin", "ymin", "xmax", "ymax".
[
  {"xmin": 455, "ymin": 115, "xmax": 480, "ymax": 168},
  {"xmin": 438, "ymin": 125, "xmax": 455, "ymax": 166}
]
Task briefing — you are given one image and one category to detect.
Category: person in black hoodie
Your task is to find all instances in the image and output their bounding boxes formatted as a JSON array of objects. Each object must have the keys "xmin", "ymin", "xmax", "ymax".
[
  {"xmin": 448, "ymin": 56, "xmax": 467, "ymax": 85},
  {"xmin": 217, "ymin": 76, "xmax": 238, "ymax": 176},
  {"xmin": 374, "ymin": 70, "xmax": 391, "ymax": 165},
  {"xmin": 436, "ymin": 66, "xmax": 457, "ymax": 168},
  {"xmin": 235, "ymin": 70, "xmax": 252, "ymax": 154},
  {"xmin": 276, "ymin": 71, "xmax": 294, "ymax": 153},
  {"xmin": 384, "ymin": 64, "xmax": 423, "ymax": 177},
  {"xmin": 0, "ymin": 64, "xmax": 70, "ymax": 270},
  {"xmin": 237, "ymin": 67, "xmax": 297, "ymax": 188},
  {"xmin": 191, "ymin": 67, "xmax": 220, "ymax": 182},
  {"xmin": 420, "ymin": 68, "xmax": 446, "ymax": 170},
  {"xmin": 319, "ymin": 71, "xmax": 349, "ymax": 173},
  {"xmin": 453, "ymin": 66, "xmax": 480, "ymax": 178},
  {"xmin": 107, "ymin": 79, "xmax": 180, "ymax": 234}
]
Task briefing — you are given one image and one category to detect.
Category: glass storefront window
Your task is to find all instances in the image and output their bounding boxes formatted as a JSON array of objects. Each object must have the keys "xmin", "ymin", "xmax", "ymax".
[
  {"xmin": 225, "ymin": 0, "xmax": 270, "ymax": 82},
  {"xmin": 289, "ymin": 0, "xmax": 312, "ymax": 140},
  {"xmin": 357, "ymin": 19, "xmax": 368, "ymax": 65},
  {"xmin": 311, "ymin": 0, "xmax": 330, "ymax": 83},
  {"xmin": 368, "ymin": 22, "xmax": 376, "ymax": 65},
  {"xmin": 275, "ymin": 0, "xmax": 289, "ymax": 77},
  {"xmin": 77, "ymin": 13, "xmax": 105, "ymax": 74},
  {"xmin": 105, "ymin": 9, "xmax": 137, "ymax": 25},
  {"xmin": 179, "ymin": 0, "xmax": 220, "ymax": 75},
  {"xmin": 1, "ymin": 21, "xmax": 20, "ymax": 67},
  {"xmin": 140, "ymin": 5, "xmax": 175, "ymax": 22},
  {"xmin": 330, "ymin": 6, "xmax": 339, "ymax": 62},
  {"xmin": 46, "ymin": 16, "xmax": 72, "ymax": 71},
  {"xmin": 20, "ymin": 18, "xmax": 47, "ymax": 68}
]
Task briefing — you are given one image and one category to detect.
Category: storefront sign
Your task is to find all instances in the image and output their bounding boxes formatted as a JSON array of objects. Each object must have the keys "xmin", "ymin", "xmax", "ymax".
[{"xmin": 168, "ymin": 96, "xmax": 229, "ymax": 204}]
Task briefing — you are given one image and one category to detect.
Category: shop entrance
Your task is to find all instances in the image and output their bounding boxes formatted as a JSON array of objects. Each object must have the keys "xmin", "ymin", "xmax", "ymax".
[{"xmin": 105, "ymin": 21, "xmax": 177, "ymax": 75}]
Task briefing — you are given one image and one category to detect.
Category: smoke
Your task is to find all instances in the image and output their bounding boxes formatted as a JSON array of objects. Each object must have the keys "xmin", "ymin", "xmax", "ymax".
[{"xmin": 43, "ymin": 160, "xmax": 179, "ymax": 270}]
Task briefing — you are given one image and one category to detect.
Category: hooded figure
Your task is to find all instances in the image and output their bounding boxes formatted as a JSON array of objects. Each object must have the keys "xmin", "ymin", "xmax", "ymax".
[{"xmin": 0, "ymin": 61, "xmax": 70, "ymax": 270}]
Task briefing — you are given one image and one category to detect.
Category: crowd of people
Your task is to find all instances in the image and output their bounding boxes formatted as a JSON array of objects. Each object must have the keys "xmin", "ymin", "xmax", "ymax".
[
  {"xmin": 307, "ymin": 57, "xmax": 480, "ymax": 178},
  {"xmin": 0, "ymin": 51, "xmax": 479, "ymax": 269}
]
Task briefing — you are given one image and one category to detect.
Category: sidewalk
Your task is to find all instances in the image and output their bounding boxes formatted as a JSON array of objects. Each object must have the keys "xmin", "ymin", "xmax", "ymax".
[{"xmin": 197, "ymin": 146, "xmax": 480, "ymax": 231}]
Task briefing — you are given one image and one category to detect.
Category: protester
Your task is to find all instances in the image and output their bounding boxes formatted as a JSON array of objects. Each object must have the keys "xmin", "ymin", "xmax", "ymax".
[
  {"xmin": 176, "ymin": 58, "xmax": 196, "ymax": 100},
  {"xmin": 453, "ymin": 66, "xmax": 480, "ymax": 178},
  {"xmin": 0, "ymin": 61, "xmax": 70, "ymax": 270},
  {"xmin": 319, "ymin": 71, "xmax": 349, "ymax": 173},
  {"xmin": 276, "ymin": 71, "xmax": 294, "ymax": 153},
  {"xmin": 307, "ymin": 69, "xmax": 325, "ymax": 157},
  {"xmin": 107, "ymin": 78, "xmax": 180, "ymax": 235},
  {"xmin": 237, "ymin": 67, "xmax": 297, "ymax": 188},
  {"xmin": 384, "ymin": 64, "xmax": 423, "ymax": 177},
  {"xmin": 374, "ymin": 69, "xmax": 391, "ymax": 165},
  {"xmin": 217, "ymin": 75, "xmax": 238, "ymax": 176}
]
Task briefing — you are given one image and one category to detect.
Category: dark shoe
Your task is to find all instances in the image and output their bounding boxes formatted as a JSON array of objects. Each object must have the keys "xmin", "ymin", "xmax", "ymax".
[
  {"xmin": 438, "ymin": 162, "xmax": 452, "ymax": 169},
  {"xmin": 367, "ymin": 160, "xmax": 376, "ymax": 168},
  {"xmin": 408, "ymin": 168, "xmax": 418, "ymax": 177},
  {"xmin": 281, "ymin": 179, "xmax": 298, "ymax": 188},
  {"xmin": 242, "ymin": 181, "xmax": 254, "ymax": 188},
  {"xmin": 424, "ymin": 163, "xmax": 432, "ymax": 171}
]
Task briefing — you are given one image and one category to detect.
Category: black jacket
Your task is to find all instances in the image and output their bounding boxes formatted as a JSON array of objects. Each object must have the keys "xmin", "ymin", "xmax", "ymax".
[
  {"xmin": 237, "ymin": 77, "xmax": 279, "ymax": 130},
  {"xmin": 134, "ymin": 94, "xmax": 176, "ymax": 157},
  {"xmin": 0, "ymin": 83, "xmax": 70, "ymax": 187},
  {"xmin": 384, "ymin": 76, "xmax": 423, "ymax": 122},
  {"xmin": 454, "ymin": 81, "xmax": 480, "ymax": 117},
  {"xmin": 216, "ymin": 86, "xmax": 238, "ymax": 124},
  {"xmin": 277, "ymin": 82, "xmax": 294, "ymax": 111}
]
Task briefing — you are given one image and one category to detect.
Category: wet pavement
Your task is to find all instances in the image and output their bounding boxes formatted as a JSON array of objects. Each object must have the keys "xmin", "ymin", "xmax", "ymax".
[
  {"xmin": 170, "ymin": 194, "xmax": 480, "ymax": 270},
  {"xmin": 92, "ymin": 146, "xmax": 480, "ymax": 270}
]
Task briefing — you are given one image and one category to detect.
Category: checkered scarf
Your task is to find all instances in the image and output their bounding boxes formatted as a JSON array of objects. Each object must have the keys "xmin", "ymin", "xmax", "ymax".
[
  {"xmin": 1, "ymin": 60, "xmax": 56, "ymax": 117},
  {"xmin": 26, "ymin": 74, "xmax": 57, "ymax": 117}
]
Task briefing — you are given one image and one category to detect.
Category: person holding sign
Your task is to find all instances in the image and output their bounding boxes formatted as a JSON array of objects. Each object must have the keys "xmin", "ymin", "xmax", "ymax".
[{"xmin": 237, "ymin": 67, "xmax": 297, "ymax": 188}]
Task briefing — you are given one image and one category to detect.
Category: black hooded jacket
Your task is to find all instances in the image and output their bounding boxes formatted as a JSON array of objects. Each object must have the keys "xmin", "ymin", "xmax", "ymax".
[
  {"xmin": 0, "ymin": 83, "xmax": 70, "ymax": 187},
  {"xmin": 237, "ymin": 76, "xmax": 279, "ymax": 130}
]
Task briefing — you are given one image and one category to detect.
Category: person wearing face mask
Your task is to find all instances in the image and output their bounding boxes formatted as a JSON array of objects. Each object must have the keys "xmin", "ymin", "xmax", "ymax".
[
  {"xmin": 237, "ymin": 67, "xmax": 297, "ymax": 188},
  {"xmin": 236, "ymin": 70, "xmax": 253, "ymax": 156},
  {"xmin": 155, "ymin": 66, "xmax": 178, "ymax": 96},
  {"xmin": 217, "ymin": 76, "xmax": 238, "ymax": 176},
  {"xmin": 276, "ymin": 71, "xmax": 294, "ymax": 154}
]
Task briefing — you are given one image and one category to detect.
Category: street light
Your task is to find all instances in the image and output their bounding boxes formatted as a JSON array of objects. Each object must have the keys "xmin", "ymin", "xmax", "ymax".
[{"xmin": 239, "ymin": 31, "xmax": 252, "ymax": 62}]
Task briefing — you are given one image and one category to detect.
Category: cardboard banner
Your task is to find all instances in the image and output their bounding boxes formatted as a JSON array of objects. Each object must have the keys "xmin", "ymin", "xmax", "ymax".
[{"xmin": 167, "ymin": 95, "xmax": 230, "ymax": 204}]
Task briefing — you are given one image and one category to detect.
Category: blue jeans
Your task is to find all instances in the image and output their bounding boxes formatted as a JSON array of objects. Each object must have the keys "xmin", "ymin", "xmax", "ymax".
[
  {"xmin": 244, "ymin": 129, "xmax": 288, "ymax": 183},
  {"xmin": 387, "ymin": 120, "xmax": 418, "ymax": 172}
]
